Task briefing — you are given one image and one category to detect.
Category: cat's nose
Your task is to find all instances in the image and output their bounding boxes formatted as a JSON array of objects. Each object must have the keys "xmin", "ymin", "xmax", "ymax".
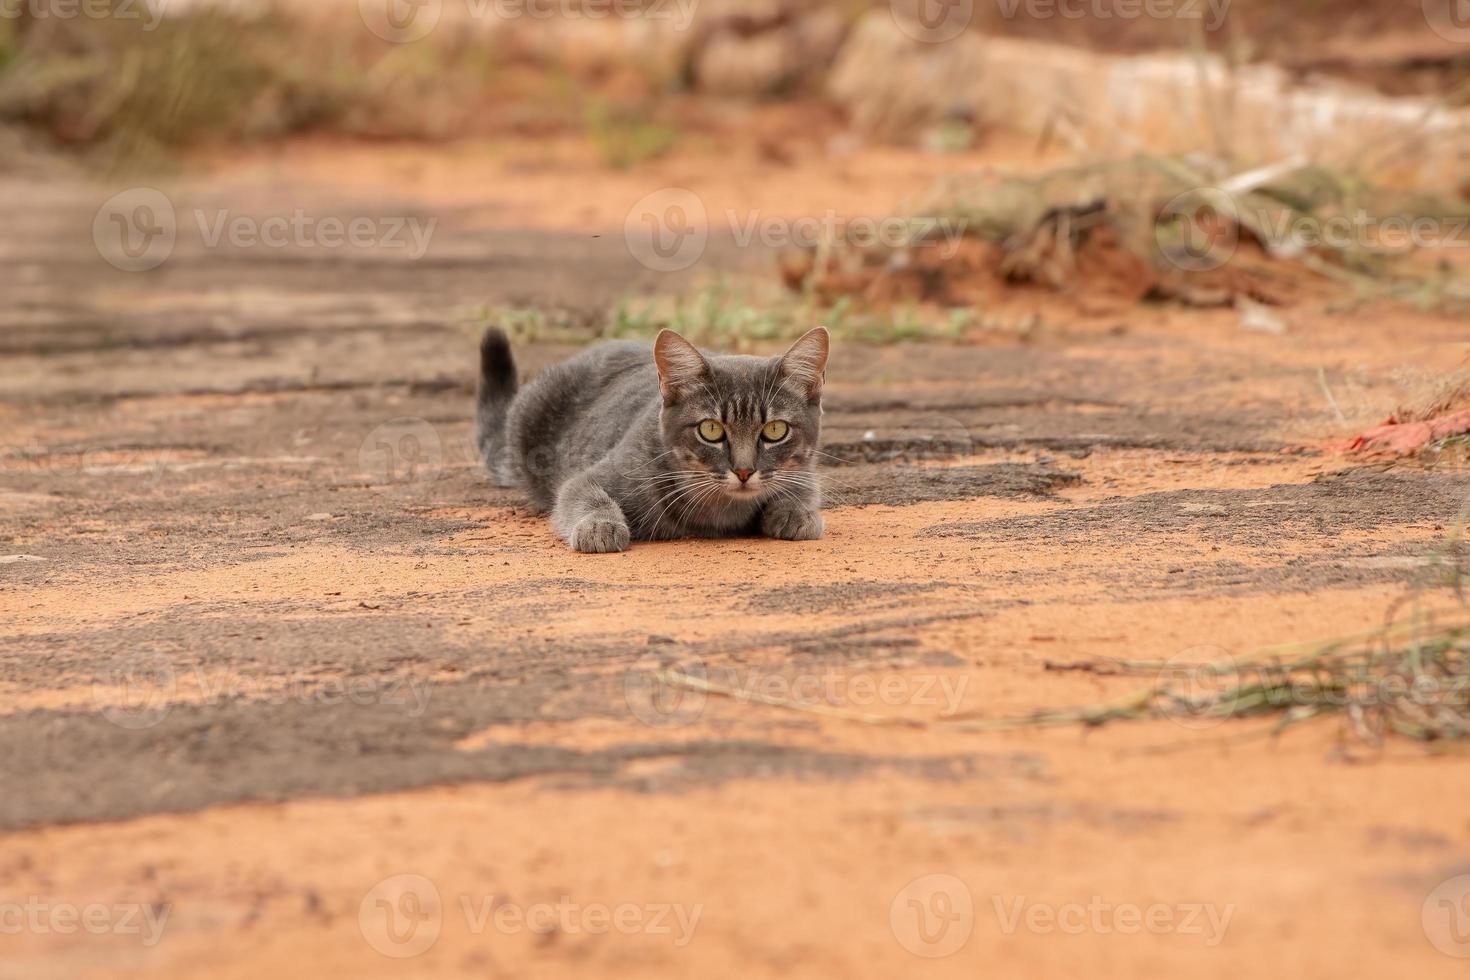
[{"xmin": 733, "ymin": 468, "xmax": 753, "ymax": 483}]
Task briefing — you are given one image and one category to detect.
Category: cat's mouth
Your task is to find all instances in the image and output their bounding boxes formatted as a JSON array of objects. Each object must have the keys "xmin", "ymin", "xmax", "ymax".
[{"xmin": 720, "ymin": 472, "xmax": 766, "ymax": 496}]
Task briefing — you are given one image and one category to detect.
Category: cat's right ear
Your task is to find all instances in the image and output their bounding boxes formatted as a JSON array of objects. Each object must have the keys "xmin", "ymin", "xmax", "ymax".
[{"xmin": 653, "ymin": 330, "xmax": 710, "ymax": 403}]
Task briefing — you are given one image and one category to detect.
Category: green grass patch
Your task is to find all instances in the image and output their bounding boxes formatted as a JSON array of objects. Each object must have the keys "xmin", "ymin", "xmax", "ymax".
[
  {"xmin": 585, "ymin": 98, "xmax": 678, "ymax": 170},
  {"xmin": 472, "ymin": 279, "xmax": 1004, "ymax": 350}
]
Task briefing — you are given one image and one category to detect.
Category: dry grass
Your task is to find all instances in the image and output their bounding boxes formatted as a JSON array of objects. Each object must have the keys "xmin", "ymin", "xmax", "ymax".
[
  {"xmin": 0, "ymin": 1, "xmax": 681, "ymax": 171},
  {"xmin": 769, "ymin": 153, "xmax": 1470, "ymax": 313},
  {"xmin": 664, "ymin": 609, "xmax": 1470, "ymax": 745},
  {"xmin": 0, "ymin": 6, "xmax": 366, "ymax": 168},
  {"xmin": 660, "ymin": 500, "xmax": 1470, "ymax": 746},
  {"xmin": 917, "ymin": 155, "xmax": 1470, "ymax": 273}
]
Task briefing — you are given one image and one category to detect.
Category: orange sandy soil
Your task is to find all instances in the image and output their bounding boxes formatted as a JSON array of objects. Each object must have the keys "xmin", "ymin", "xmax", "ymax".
[{"xmin": 2, "ymin": 131, "xmax": 1470, "ymax": 979}]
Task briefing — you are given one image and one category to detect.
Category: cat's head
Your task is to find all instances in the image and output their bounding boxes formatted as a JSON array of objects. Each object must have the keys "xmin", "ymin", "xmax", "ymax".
[{"xmin": 652, "ymin": 327, "xmax": 828, "ymax": 501}]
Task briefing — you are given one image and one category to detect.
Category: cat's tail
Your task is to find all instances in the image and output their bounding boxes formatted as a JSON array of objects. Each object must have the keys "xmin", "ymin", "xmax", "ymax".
[{"xmin": 476, "ymin": 326, "xmax": 518, "ymax": 487}]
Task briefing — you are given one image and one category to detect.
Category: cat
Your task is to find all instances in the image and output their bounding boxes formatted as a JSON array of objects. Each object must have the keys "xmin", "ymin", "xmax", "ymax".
[{"xmin": 476, "ymin": 326, "xmax": 829, "ymax": 553}]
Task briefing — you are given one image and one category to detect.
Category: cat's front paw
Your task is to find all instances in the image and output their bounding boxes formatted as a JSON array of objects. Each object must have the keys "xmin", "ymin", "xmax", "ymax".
[
  {"xmin": 569, "ymin": 518, "xmax": 631, "ymax": 553},
  {"xmin": 762, "ymin": 507, "xmax": 824, "ymax": 541}
]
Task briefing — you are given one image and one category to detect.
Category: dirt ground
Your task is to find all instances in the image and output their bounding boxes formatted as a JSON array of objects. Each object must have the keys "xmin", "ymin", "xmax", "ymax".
[{"xmin": 3, "ymin": 137, "xmax": 1470, "ymax": 979}]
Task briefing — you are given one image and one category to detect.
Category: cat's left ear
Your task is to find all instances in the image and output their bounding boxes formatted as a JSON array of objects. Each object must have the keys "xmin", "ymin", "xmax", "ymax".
[
  {"xmin": 778, "ymin": 326, "xmax": 829, "ymax": 402},
  {"xmin": 653, "ymin": 329, "xmax": 710, "ymax": 404}
]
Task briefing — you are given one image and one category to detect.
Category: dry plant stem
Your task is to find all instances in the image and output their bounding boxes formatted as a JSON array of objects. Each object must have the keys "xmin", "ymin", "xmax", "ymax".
[
  {"xmin": 654, "ymin": 612, "xmax": 1470, "ymax": 744},
  {"xmin": 1317, "ymin": 367, "xmax": 1348, "ymax": 425},
  {"xmin": 655, "ymin": 669, "xmax": 927, "ymax": 728}
]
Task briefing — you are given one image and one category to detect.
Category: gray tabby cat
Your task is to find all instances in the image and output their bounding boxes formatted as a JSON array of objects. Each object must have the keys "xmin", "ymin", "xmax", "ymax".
[{"xmin": 476, "ymin": 326, "xmax": 829, "ymax": 553}]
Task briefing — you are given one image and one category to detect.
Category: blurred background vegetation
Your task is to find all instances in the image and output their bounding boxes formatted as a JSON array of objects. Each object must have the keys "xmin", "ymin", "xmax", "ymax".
[
  {"xmin": 4, "ymin": 0, "xmax": 1468, "ymax": 334},
  {"xmin": 3, "ymin": 0, "xmax": 1467, "ymax": 173}
]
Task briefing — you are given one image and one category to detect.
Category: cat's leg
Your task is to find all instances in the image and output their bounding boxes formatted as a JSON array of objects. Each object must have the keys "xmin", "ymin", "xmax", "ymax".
[
  {"xmin": 760, "ymin": 482, "xmax": 824, "ymax": 541},
  {"xmin": 552, "ymin": 471, "xmax": 632, "ymax": 553}
]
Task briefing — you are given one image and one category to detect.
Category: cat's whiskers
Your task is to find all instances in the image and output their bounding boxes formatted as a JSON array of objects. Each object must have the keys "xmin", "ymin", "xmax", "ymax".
[
  {"xmin": 781, "ymin": 475, "xmax": 826, "ymax": 497},
  {"xmin": 627, "ymin": 472, "xmax": 704, "ymax": 488},
  {"xmin": 760, "ymin": 479, "xmax": 800, "ymax": 509},
  {"xmin": 642, "ymin": 476, "xmax": 718, "ymax": 536},
  {"xmin": 800, "ymin": 483, "xmax": 848, "ymax": 508},
  {"xmin": 631, "ymin": 481, "xmax": 713, "ymax": 520},
  {"xmin": 771, "ymin": 468, "xmax": 842, "ymax": 507},
  {"xmin": 626, "ymin": 449, "xmax": 682, "ymax": 473},
  {"xmin": 762, "ymin": 480, "xmax": 818, "ymax": 519},
  {"xmin": 670, "ymin": 480, "xmax": 723, "ymax": 531},
  {"xmin": 625, "ymin": 469, "xmax": 707, "ymax": 490},
  {"xmin": 626, "ymin": 467, "xmax": 717, "ymax": 534}
]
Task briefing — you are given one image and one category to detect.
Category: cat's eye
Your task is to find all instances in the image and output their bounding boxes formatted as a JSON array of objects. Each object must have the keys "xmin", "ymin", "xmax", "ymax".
[
  {"xmin": 761, "ymin": 420, "xmax": 790, "ymax": 442},
  {"xmin": 697, "ymin": 419, "xmax": 725, "ymax": 442}
]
